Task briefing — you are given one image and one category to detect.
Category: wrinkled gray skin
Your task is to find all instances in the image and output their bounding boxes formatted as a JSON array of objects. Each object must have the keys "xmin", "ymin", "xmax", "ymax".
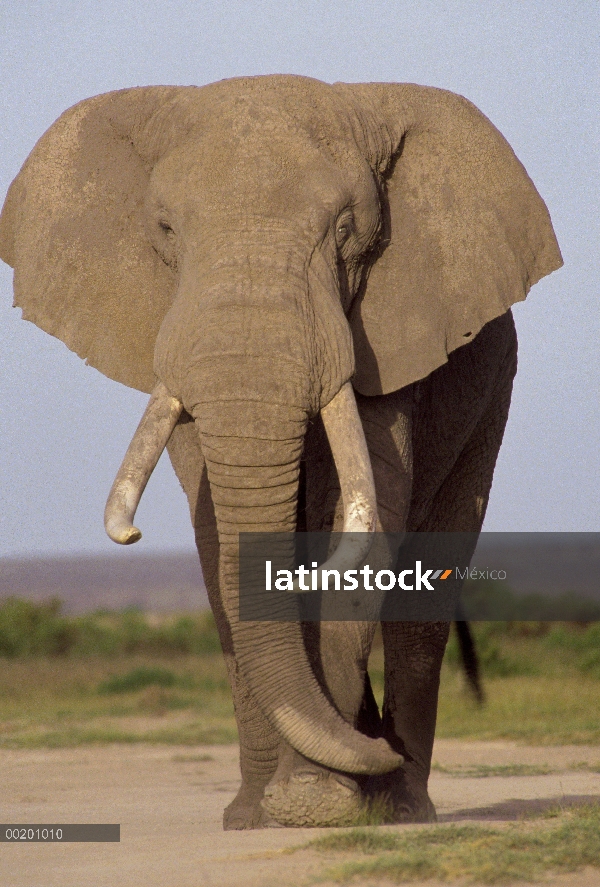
[{"xmin": 0, "ymin": 75, "xmax": 562, "ymax": 829}]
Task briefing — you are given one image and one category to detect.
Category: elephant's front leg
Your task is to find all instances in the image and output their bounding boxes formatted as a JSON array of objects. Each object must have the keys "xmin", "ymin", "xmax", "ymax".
[
  {"xmin": 221, "ymin": 653, "xmax": 281, "ymax": 828},
  {"xmin": 261, "ymin": 619, "xmax": 379, "ymax": 827},
  {"xmin": 379, "ymin": 620, "xmax": 449, "ymax": 821},
  {"xmin": 378, "ymin": 430, "xmax": 494, "ymax": 823},
  {"xmin": 380, "ymin": 325, "xmax": 517, "ymax": 821},
  {"xmin": 262, "ymin": 389, "xmax": 414, "ymax": 826},
  {"xmin": 166, "ymin": 418, "xmax": 280, "ymax": 829}
]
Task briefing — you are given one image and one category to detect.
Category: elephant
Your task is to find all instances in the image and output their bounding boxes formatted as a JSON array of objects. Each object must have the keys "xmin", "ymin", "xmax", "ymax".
[{"xmin": 0, "ymin": 75, "xmax": 562, "ymax": 829}]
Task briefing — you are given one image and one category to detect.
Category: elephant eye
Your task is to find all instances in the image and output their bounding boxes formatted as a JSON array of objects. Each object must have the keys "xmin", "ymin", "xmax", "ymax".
[{"xmin": 335, "ymin": 219, "xmax": 353, "ymax": 248}]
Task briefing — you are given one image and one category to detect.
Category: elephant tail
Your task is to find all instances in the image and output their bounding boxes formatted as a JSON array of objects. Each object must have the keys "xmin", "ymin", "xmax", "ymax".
[{"xmin": 454, "ymin": 617, "xmax": 485, "ymax": 705}]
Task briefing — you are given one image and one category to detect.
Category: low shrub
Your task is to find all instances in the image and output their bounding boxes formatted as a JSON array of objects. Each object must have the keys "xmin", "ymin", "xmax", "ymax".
[
  {"xmin": 0, "ymin": 598, "xmax": 76, "ymax": 656},
  {"xmin": 97, "ymin": 665, "xmax": 179, "ymax": 694},
  {"xmin": 0, "ymin": 598, "xmax": 221, "ymax": 658},
  {"xmin": 444, "ymin": 622, "xmax": 538, "ymax": 677}
]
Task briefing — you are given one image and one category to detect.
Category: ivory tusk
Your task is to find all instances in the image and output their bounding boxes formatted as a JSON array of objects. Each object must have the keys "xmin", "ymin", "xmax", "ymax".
[
  {"xmin": 104, "ymin": 382, "xmax": 183, "ymax": 544},
  {"xmin": 292, "ymin": 381, "xmax": 377, "ymax": 591}
]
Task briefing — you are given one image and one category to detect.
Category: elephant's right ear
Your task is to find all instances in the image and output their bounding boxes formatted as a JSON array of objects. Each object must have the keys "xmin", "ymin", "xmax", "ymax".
[
  {"xmin": 0, "ymin": 87, "xmax": 183, "ymax": 392},
  {"xmin": 333, "ymin": 82, "xmax": 563, "ymax": 396}
]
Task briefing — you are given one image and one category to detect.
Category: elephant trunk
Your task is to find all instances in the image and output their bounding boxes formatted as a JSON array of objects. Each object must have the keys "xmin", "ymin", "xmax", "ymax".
[{"xmin": 195, "ymin": 393, "xmax": 400, "ymax": 774}]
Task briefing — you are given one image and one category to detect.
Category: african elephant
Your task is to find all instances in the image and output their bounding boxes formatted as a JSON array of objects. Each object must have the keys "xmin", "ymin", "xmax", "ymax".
[{"xmin": 0, "ymin": 75, "xmax": 561, "ymax": 829}]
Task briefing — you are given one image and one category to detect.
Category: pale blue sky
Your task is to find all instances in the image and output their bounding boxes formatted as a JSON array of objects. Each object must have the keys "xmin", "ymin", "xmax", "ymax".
[{"xmin": 1, "ymin": 1, "xmax": 598, "ymax": 557}]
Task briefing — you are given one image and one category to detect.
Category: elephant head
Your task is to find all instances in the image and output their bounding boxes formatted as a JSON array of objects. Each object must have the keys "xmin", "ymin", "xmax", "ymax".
[{"xmin": 0, "ymin": 75, "xmax": 561, "ymax": 774}]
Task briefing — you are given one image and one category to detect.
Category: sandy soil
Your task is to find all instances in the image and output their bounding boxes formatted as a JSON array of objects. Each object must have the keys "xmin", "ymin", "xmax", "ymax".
[{"xmin": 2, "ymin": 740, "xmax": 600, "ymax": 887}]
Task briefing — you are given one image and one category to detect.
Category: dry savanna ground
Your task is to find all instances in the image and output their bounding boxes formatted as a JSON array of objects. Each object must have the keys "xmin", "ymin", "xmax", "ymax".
[{"xmin": 1, "ymin": 603, "xmax": 600, "ymax": 886}]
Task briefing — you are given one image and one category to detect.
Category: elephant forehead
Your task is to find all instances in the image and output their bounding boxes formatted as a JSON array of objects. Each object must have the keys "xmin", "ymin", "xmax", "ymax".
[
  {"xmin": 202, "ymin": 75, "xmax": 352, "ymax": 135},
  {"xmin": 135, "ymin": 76, "xmax": 359, "ymax": 175},
  {"xmin": 149, "ymin": 128, "xmax": 363, "ymax": 214}
]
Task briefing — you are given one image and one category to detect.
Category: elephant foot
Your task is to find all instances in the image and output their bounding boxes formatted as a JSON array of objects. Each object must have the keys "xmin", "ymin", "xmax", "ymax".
[
  {"xmin": 261, "ymin": 763, "xmax": 364, "ymax": 828},
  {"xmin": 223, "ymin": 787, "xmax": 279, "ymax": 830},
  {"xmin": 364, "ymin": 767, "xmax": 437, "ymax": 824},
  {"xmin": 389, "ymin": 793, "xmax": 437, "ymax": 823}
]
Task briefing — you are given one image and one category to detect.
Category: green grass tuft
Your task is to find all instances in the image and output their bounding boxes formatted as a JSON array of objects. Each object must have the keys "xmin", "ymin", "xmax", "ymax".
[
  {"xmin": 310, "ymin": 828, "xmax": 400, "ymax": 854},
  {"xmin": 97, "ymin": 665, "xmax": 179, "ymax": 694},
  {"xmin": 310, "ymin": 804, "xmax": 600, "ymax": 884},
  {"xmin": 431, "ymin": 763, "xmax": 553, "ymax": 778}
]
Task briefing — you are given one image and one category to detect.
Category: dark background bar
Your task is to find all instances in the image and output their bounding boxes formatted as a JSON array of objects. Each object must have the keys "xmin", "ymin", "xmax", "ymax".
[
  {"xmin": 1, "ymin": 824, "xmax": 120, "ymax": 842},
  {"xmin": 239, "ymin": 532, "xmax": 600, "ymax": 621}
]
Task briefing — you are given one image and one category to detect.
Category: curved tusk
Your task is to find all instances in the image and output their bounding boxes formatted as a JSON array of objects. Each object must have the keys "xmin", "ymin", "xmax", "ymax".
[
  {"xmin": 293, "ymin": 381, "xmax": 377, "ymax": 592},
  {"xmin": 104, "ymin": 382, "xmax": 183, "ymax": 544}
]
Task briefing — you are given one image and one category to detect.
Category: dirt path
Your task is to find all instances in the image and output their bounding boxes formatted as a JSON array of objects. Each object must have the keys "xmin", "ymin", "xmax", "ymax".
[{"xmin": 2, "ymin": 740, "xmax": 600, "ymax": 887}]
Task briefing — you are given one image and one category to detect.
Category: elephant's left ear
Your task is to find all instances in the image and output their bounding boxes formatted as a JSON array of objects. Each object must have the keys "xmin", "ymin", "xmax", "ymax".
[{"xmin": 333, "ymin": 83, "xmax": 563, "ymax": 395}]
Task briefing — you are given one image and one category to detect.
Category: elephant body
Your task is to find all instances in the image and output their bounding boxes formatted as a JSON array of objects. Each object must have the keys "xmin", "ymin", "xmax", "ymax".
[
  {"xmin": 167, "ymin": 306, "xmax": 517, "ymax": 826},
  {"xmin": 0, "ymin": 75, "xmax": 561, "ymax": 828}
]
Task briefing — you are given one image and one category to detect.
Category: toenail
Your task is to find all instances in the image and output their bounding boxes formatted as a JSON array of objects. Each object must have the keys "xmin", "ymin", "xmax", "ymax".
[
  {"xmin": 334, "ymin": 774, "xmax": 357, "ymax": 791},
  {"xmin": 293, "ymin": 770, "xmax": 320, "ymax": 784}
]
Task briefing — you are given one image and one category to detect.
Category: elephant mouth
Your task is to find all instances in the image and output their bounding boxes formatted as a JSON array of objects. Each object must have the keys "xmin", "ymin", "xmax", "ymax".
[{"xmin": 104, "ymin": 379, "xmax": 377, "ymax": 575}]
